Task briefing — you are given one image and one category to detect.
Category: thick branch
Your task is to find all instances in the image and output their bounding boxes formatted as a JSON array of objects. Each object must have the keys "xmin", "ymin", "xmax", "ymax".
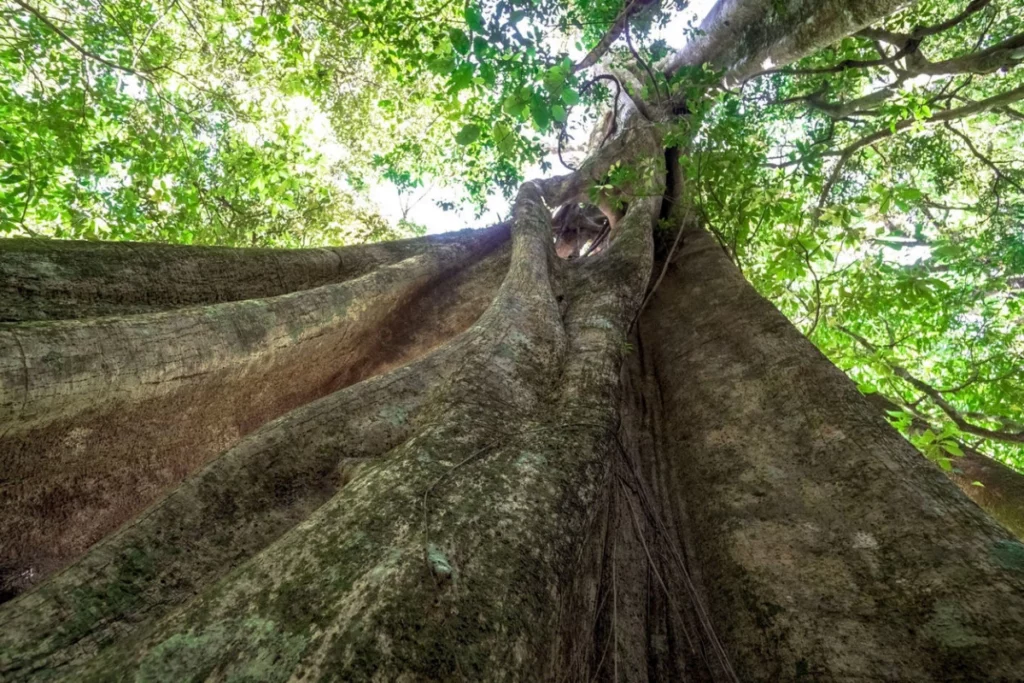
[
  {"xmin": 748, "ymin": 37, "xmax": 919, "ymax": 81},
  {"xmin": 659, "ymin": 0, "xmax": 909, "ymax": 83},
  {"xmin": 858, "ymin": 0, "xmax": 993, "ymax": 46},
  {"xmin": 907, "ymin": 32, "xmax": 1024, "ymax": 76},
  {"xmin": 573, "ymin": 0, "xmax": 655, "ymax": 73}
]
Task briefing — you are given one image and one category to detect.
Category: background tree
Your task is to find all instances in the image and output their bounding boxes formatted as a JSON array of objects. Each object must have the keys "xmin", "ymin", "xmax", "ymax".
[{"xmin": 1, "ymin": 0, "xmax": 1024, "ymax": 680}]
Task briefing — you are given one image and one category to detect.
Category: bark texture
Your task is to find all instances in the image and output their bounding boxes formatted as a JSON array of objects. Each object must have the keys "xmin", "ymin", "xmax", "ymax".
[
  {"xmin": 864, "ymin": 392, "xmax": 1024, "ymax": 540},
  {"xmin": 0, "ymin": 136, "xmax": 669, "ymax": 677},
  {"xmin": 4, "ymin": 0, "xmax": 1024, "ymax": 679},
  {"xmin": 0, "ymin": 231, "xmax": 483, "ymax": 322},
  {"xmin": 0, "ymin": 226, "xmax": 508, "ymax": 599},
  {"xmin": 2, "ymin": 168, "xmax": 1024, "ymax": 682},
  {"xmin": 660, "ymin": 0, "xmax": 910, "ymax": 81},
  {"xmin": 948, "ymin": 448, "xmax": 1024, "ymax": 540},
  {"xmin": 639, "ymin": 221, "xmax": 1024, "ymax": 680}
]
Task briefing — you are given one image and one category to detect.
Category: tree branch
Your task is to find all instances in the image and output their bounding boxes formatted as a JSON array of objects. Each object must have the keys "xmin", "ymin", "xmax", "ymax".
[
  {"xmin": 817, "ymin": 83, "xmax": 1024, "ymax": 207},
  {"xmin": 572, "ymin": 0, "xmax": 654, "ymax": 74},
  {"xmin": 14, "ymin": 0, "xmax": 144, "ymax": 77},
  {"xmin": 745, "ymin": 38, "xmax": 919, "ymax": 82},
  {"xmin": 858, "ymin": 0, "xmax": 993, "ymax": 46},
  {"xmin": 624, "ymin": 21, "xmax": 663, "ymax": 101},
  {"xmin": 839, "ymin": 326, "xmax": 1024, "ymax": 444},
  {"xmin": 908, "ymin": 32, "xmax": 1024, "ymax": 76},
  {"xmin": 943, "ymin": 122, "xmax": 1024, "ymax": 194},
  {"xmin": 912, "ymin": 0, "xmax": 993, "ymax": 39}
]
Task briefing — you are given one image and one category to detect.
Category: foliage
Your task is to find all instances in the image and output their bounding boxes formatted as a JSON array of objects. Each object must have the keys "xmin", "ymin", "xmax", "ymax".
[{"xmin": 0, "ymin": 0, "xmax": 434, "ymax": 245}]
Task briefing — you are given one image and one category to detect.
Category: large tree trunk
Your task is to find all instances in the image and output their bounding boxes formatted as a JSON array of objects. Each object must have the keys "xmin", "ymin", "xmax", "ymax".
[
  {"xmin": 3, "ymin": 0, "xmax": 1024, "ymax": 679},
  {"xmin": 0, "ymin": 227, "xmax": 508, "ymax": 599}
]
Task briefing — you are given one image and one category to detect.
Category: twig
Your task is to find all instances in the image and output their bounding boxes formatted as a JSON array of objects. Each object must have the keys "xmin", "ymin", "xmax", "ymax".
[
  {"xmin": 944, "ymin": 122, "xmax": 1024, "ymax": 193},
  {"xmin": 421, "ymin": 443, "xmax": 494, "ymax": 581},
  {"xmin": 743, "ymin": 38, "xmax": 919, "ymax": 83},
  {"xmin": 581, "ymin": 220, "xmax": 611, "ymax": 257},
  {"xmin": 795, "ymin": 242, "xmax": 822, "ymax": 336},
  {"xmin": 557, "ymin": 74, "xmax": 623, "ymax": 172}
]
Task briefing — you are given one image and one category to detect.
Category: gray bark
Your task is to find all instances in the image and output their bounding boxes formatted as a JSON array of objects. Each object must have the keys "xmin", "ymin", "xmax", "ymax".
[
  {"xmin": 660, "ymin": 0, "xmax": 910, "ymax": 82},
  {"xmin": 0, "ymin": 156, "xmax": 667, "ymax": 679},
  {"xmin": 949, "ymin": 447, "xmax": 1024, "ymax": 540},
  {"xmin": 0, "ymin": 227, "xmax": 507, "ymax": 600}
]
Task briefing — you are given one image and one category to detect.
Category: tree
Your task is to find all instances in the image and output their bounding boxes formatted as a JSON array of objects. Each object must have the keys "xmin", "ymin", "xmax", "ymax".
[{"xmin": 1, "ymin": 0, "xmax": 1024, "ymax": 680}]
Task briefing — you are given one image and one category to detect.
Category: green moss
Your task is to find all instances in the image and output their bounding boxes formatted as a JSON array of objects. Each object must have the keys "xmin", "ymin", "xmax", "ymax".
[
  {"xmin": 379, "ymin": 405, "xmax": 408, "ymax": 427},
  {"xmin": 426, "ymin": 543, "xmax": 454, "ymax": 583},
  {"xmin": 922, "ymin": 601, "xmax": 987, "ymax": 649},
  {"xmin": 227, "ymin": 300, "xmax": 278, "ymax": 350},
  {"xmin": 135, "ymin": 618, "xmax": 307, "ymax": 683},
  {"xmin": 60, "ymin": 546, "xmax": 157, "ymax": 647},
  {"xmin": 992, "ymin": 540, "xmax": 1024, "ymax": 573},
  {"xmin": 515, "ymin": 451, "xmax": 548, "ymax": 469}
]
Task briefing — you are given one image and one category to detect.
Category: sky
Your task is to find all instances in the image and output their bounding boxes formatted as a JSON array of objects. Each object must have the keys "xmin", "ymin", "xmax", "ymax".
[{"xmin": 368, "ymin": 0, "xmax": 720, "ymax": 235}]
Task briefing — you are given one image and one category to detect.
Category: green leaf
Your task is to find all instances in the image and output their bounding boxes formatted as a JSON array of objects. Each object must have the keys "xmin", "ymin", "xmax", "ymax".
[
  {"xmin": 464, "ymin": 5, "xmax": 486, "ymax": 33},
  {"xmin": 542, "ymin": 65, "xmax": 567, "ymax": 95},
  {"xmin": 455, "ymin": 124, "xmax": 482, "ymax": 145},
  {"xmin": 449, "ymin": 28, "xmax": 471, "ymax": 55},
  {"xmin": 942, "ymin": 441, "xmax": 964, "ymax": 457},
  {"xmin": 473, "ymin": 37, "xmax": 490, "ymax": 58},
  {"xmin": 561, "ymin": 88, "xmax": 580, "ymax": 106},
  {"xmin": 530, "ymin": 92, "xmax": 550, "ymax": 129},
  {"xmin": 551, "ymin": 105, "xmax": 567, "ymax": 123},
  {"xmin": 428, "ymin": 55, "xmax": 457, "ymax": 74},
  {"xmin": 450, "ymin": 62, "xmax": 475, "ymax": 91},
  {"xmin": 493, "ymin": 122, "xmax": 516, "ymax": 154}
]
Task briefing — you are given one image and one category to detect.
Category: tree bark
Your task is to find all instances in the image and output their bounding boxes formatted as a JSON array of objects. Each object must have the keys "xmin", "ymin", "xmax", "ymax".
[
  {"xmin": 0, "ymin": 226, "xmax": 508, "ymax": 600},
  {"xmin": 660, "ymin": 0, "xmax": 909, "ymax": 82},
  {"xmin": 0, "ymin": 163, "xmax": 670, "ymax": 679},
  {"xmin": 949, "ymin": 448, "xmax": 1024, "ymax": 540},
  {"xmin": 863, "ymin": 392, "xmax": 1024, "ymax": 540},
  {"xmin": 0, "ymin": 230, "xmax": 493, "ymax": 322},
  {"xmin": 639, "ymin": 220, "xmax": 1024, "ymax": 680},
  {"xmin": 3, "ymin": 0, "xmax": 1024, "ymax": 679}
]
